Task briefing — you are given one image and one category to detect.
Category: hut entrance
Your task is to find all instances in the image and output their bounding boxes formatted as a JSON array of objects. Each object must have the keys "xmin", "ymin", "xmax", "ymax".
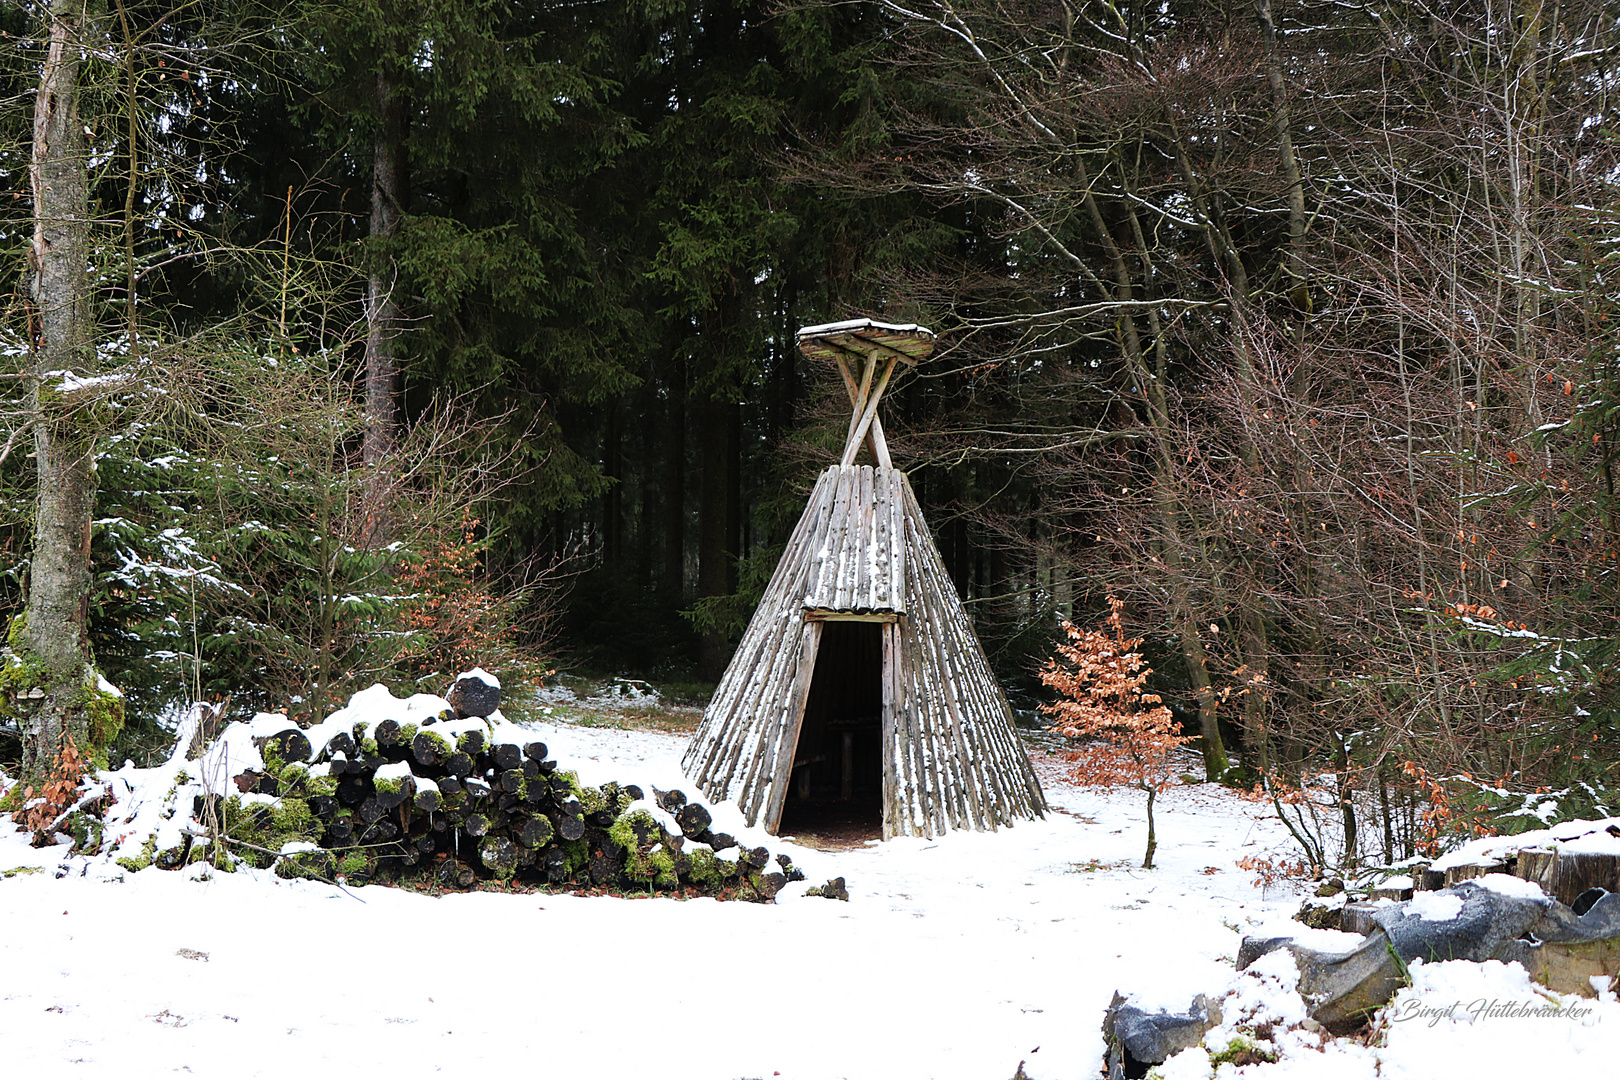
[{"xmin": 779, "ymin": 619, "xmax": 885, "ymax": 840}]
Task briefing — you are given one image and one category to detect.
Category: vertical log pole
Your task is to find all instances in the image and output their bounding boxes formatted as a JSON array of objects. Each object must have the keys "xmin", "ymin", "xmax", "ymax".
[
  {"xmin": 841, "ymin": 354, "xmax": 899, "ymax": 468},
  {"xmin": 881, "ymin": 620, "xmax": 900, "ymax": 839},
  {"xmin": 764, "ymin": 620, "xmax": 822, "ymax": 833}
]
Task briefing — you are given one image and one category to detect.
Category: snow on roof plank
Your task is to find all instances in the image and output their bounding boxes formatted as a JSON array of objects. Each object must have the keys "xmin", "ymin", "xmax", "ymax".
[{"xmin": 796, "ymin": 319, "xmax": 936, "ymax": 366}]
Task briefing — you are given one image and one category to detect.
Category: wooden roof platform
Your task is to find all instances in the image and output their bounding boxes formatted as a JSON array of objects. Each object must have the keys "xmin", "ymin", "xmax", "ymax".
[
  {"xmin": 795, "ymin": 319, "xmax": 936, "ymax": 366},
  {"xmin": 797, "ymin": 319, "xmax": 936, "ymax": 470}
]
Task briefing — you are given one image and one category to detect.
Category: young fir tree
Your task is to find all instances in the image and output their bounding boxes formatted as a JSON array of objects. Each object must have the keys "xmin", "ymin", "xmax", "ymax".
[{"xmin": 1040, "ymin": 596, "xmax": 1193, "ymax": 869}]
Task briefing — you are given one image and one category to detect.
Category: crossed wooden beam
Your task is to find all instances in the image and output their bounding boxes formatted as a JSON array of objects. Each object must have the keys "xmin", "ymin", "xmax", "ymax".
[{"xmin": 795, "ymin": 318, "xmax": 936, "ymax": 469}]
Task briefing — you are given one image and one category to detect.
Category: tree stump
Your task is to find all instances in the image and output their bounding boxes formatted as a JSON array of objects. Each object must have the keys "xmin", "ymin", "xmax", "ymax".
[
  {"xmin": 1518, "ymin": 848, "xmax": 1620, "ymax": 907},
  {"xmin": 1443, "ymin": 861, "xmax": 1506, "ymax": 887},
  {"xmin": 1340, "ymin": 902, "xmax": 1382, "ymax": 936}
]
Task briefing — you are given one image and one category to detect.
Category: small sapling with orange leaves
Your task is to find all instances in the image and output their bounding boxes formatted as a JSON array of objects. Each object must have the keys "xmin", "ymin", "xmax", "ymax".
[{"xmin": 1040, "ymin": 596, "xmax": 1194, "ymax": 868}]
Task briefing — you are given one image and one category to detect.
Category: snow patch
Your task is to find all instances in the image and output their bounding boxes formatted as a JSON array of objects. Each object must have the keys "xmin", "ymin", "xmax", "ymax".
[
  {"xmin": 1474, "ymin": 872, "xmax": 1548, "ymax": 900},
  {"xmin": 1432, "ymin": 816, "xmax": 1620, "ymax": 869},
  {"xmin": 1403, "ymin": 891, "xmax": 1464, "ymax": 921}
]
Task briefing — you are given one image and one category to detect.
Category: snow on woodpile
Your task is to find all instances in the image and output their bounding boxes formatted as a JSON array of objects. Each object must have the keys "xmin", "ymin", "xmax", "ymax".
[
  {"xmin": 1431, "ymin": 816, "xmax": 1620, "ymax": 869},
  {"xmin": 48, "ymin": 674, "xmax": 813, "ymax": 900},
  {"xmin": 1424, "ymin": 817, "xmax": 1620, "ymax": 909}
]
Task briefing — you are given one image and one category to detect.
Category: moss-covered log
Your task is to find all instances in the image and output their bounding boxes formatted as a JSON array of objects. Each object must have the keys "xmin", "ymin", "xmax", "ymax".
[
  {"xmin": 412, "ymin": 783, "xmax": 441, "ymax": 814},
  {"xmin": 516, "ymin": 815, "xmax": 554, "ymax": 849},
  {"xmin": 676, "ymin": 803, "xmax": 712, "ymax": 837},
  {"xmin": 556, "ymin": 812, "xmax": 586, "ymax": 842},
  {"xmin": 258, "ymin": 729, "xmax": 312, "ymax": 767}
]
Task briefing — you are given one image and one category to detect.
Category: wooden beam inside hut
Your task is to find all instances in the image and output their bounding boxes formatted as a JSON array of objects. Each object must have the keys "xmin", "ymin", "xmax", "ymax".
[{"xmin": 804, "ymin": 610, "xmax": 900, "ymax": 623}]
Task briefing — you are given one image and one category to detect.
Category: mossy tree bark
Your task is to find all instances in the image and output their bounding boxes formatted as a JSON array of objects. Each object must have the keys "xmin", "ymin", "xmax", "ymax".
[{"xmin": 15, "ymin": 0, "xmax": 116, "ymax": 777}]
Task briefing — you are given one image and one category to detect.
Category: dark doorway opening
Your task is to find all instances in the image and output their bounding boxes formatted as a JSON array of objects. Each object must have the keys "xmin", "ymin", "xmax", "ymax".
[{"xmin": 779, "ymin": 620, "xmax": 884, "ymax": 843}]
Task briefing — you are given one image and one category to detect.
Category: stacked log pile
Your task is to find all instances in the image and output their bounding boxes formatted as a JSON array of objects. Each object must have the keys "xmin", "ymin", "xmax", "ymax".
[{"xmin": 173, "ymin": 675, "xmax": 809, "ymax": 902}]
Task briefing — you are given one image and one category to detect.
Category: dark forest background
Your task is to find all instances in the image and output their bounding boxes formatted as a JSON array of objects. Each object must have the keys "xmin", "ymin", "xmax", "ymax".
[{"xmin": 4, "ymin": 0, "xmax": 1619, "ymax": 858}]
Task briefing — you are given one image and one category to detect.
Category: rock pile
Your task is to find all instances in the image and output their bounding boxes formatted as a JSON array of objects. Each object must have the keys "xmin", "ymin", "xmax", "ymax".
[
  {"xmin": 1101, "ymin": 822, "xmax": 1620, "ymax": 1074},
  {"xmin": 1242, "ymin": 877, "xmax": 1620, "ymax": 1032}
]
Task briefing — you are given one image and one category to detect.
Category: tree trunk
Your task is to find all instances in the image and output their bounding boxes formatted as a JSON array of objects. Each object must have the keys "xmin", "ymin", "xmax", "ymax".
[
  {"xmin": 1254, "ymin": 0, "xmax": 1310, "ymax": 315},
  {"xmin": 697, "ymin": 393, "xmax": 732, "ymax": 680},
  {"xmin": 13, "ymin": 2, "xmax": 120, "ymax": 779},
  {"xmin": 603, "ymin": 397, "xmax": 622, "ymax": 573},
  {"xmin": 1333, "ymin": 729, "xmax": 1358, "ymax": 867},
  {"xmin": 950, "ymin": 504, "xmax": 970, "ymax": 600},
  {"xmin": 362, "ymin": 64, "xmax": 407, "ymax": 529},
  {"xmin": 1170, "ymin": 573, "xmax": 1226, "ymax": 780},
  {"xmin": 1077, "ymin": 149, "xmax": 1230, "ymax": 782},
  {"xmin": 1141, "ymin": 783, "xmax": 1158, "ymax": 870},
  {"xmin": 662, "ymin": 352, "xmax": 687, "ymax": 599},
  {"xmin": 727, "ymin": 397, "xmax": 741, "ymax": 589},
  {"xmin": 1239, "ymin": 604, "xmax": 1271, "ymax": 774}
]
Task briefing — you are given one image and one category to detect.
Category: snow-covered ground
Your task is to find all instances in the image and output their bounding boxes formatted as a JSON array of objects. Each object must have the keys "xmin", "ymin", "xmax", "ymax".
[{"xmin": 1, "ymin": 702, "xmax": 1616, "ymax": 1078}]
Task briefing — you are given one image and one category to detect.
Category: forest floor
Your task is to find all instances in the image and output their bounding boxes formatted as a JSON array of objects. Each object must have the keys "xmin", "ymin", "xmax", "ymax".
[{"xmin": 0, "ymin": 677, "xmax": 1615, "ymax": 1078}]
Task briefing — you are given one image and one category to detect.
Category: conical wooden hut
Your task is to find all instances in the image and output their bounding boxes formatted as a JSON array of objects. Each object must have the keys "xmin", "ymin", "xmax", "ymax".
[{"xmin": 682, "ymin": 319, "xmax": 1047, "ymax": 839}]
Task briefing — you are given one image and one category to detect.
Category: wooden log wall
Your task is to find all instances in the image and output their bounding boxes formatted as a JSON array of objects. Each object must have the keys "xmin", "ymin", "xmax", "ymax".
[
  {"xmin": 801, "ymin": 464, "xmax": 906, "ymax": 613},
  {"xmin": 881, "ymin": 473, "xmax": 1047, "ymax": 836}
]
